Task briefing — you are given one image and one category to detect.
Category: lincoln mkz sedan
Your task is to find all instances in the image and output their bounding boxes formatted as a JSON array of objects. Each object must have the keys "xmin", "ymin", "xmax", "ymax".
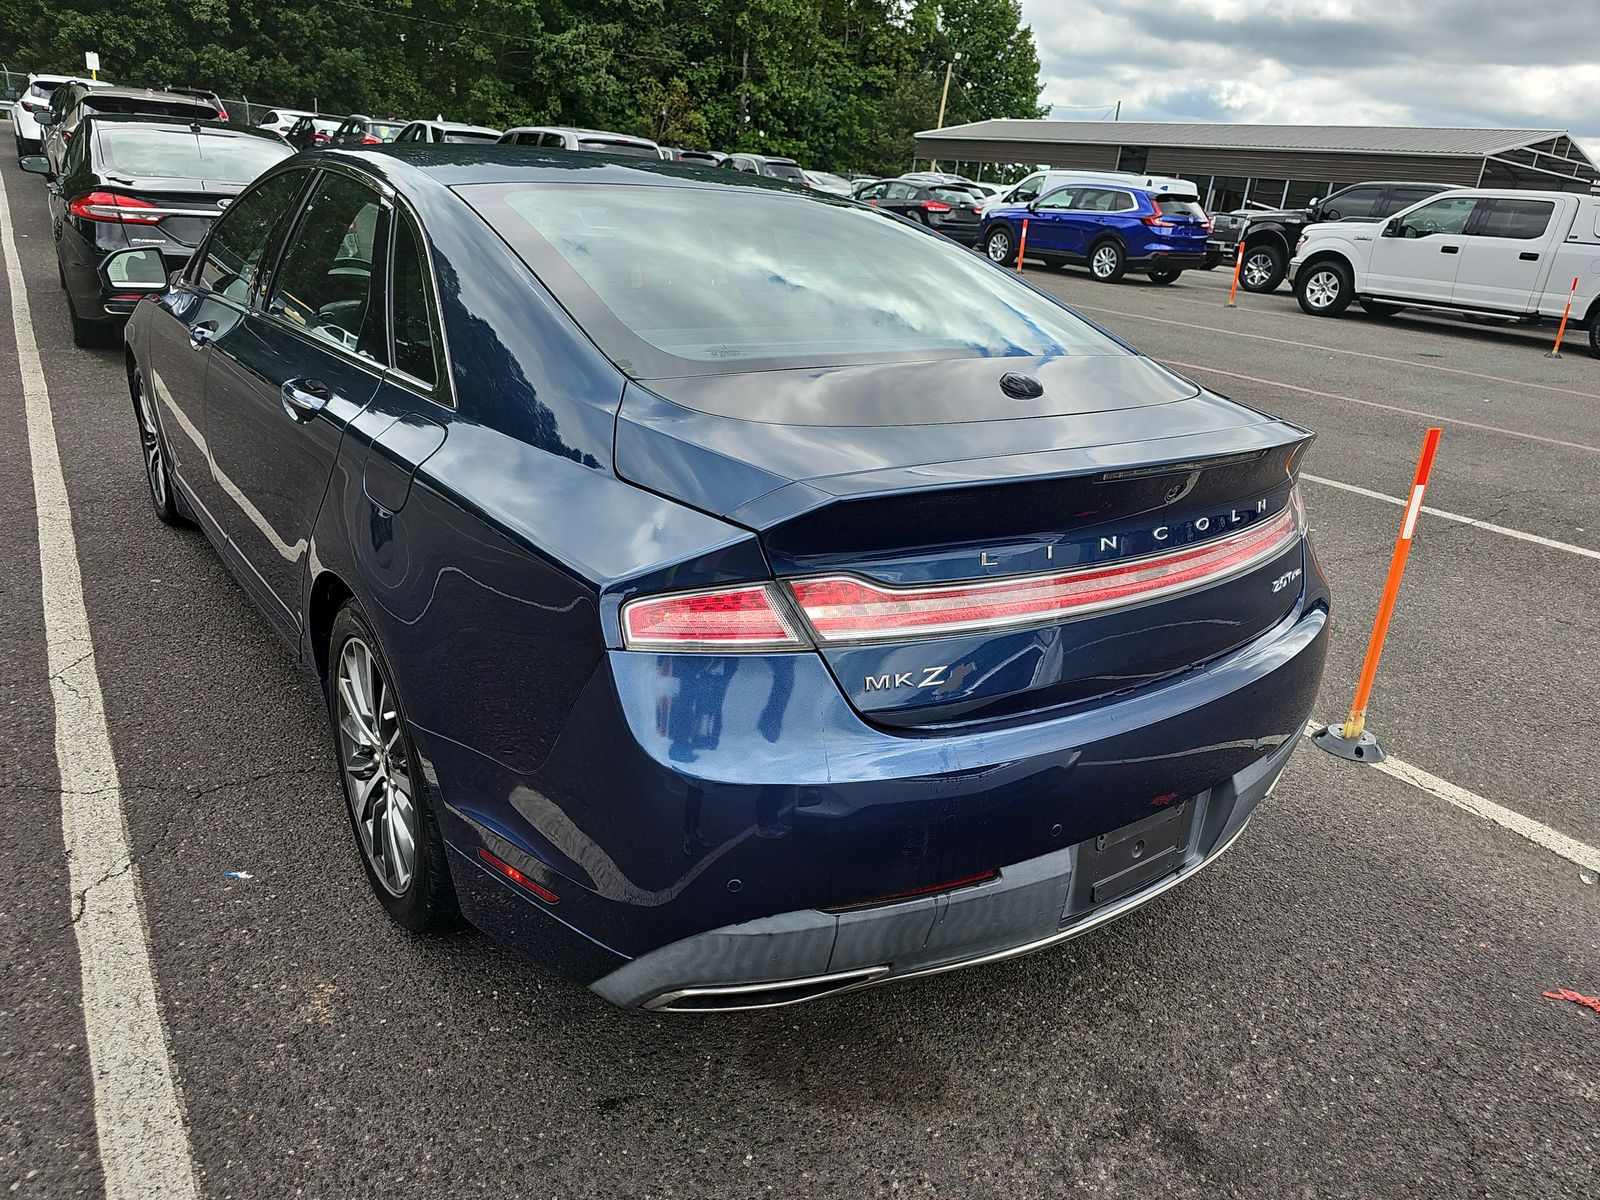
[{"xmin": 123, "ymin": 149, "xmax": 1330, "ymax": 1012}]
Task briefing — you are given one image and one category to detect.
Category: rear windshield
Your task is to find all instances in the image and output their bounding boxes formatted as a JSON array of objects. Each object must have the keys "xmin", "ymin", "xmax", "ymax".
[
  {"xmin": 88, "ymin": 96, "xmax": 213, "ymax": 119},
  {"xmin": 580, "ymin": 139, "xmax": 658, "ymax": 158},
  {"xmin": 1155, "ymin": 197, "xmax": 1208, "ymax": 219},
  {"xmin": 459, "ymin": 182, "xmax": 1127, "ymax": 377},
  {"xmin": 311, "ymin": 118, "xmax": 341, "ymax": 133},
  {"xmin": 443, "ymin": 130, "xmax": 500, "ymax": 143},
  {"xmin": 368, "ymin": 122, "xmax": 405, "ymax": 141},
  {"xmin": 761, "ymin": 160, "xmax": 806, "ymax": 184},
  {"xmin": 929, "ymin": 187, "xmax": 976, "ymax": 205},
  {"xmin": 98, "ymin": 127, "xmax": 294, "ymax": 182}
]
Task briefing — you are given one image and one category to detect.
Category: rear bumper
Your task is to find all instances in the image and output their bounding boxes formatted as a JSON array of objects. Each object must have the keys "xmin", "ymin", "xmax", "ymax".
[{"xmin": 594, "ymin": 730, "xmax": 1294, "ymax": 1010}]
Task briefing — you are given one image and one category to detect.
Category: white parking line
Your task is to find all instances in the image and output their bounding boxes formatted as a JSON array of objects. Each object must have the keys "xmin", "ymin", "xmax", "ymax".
[
  {"xmin": 1074, "ymin": 301, "xmax": 1600, "ymax": 402},
  {"xmin": 1165, "ymin": 359, "xmax": 1600, "ymax": 455},
  {"xmin": 1301, "ymin": 473, "xmax": 1600, "ymax": 561},
  {"xmin": 0, "ymin": 164, "xmax": 200, "ymax": 1195},
  {"xmin": 1303, "ymin": 724, "xmax": 1600, "ymax": 874}
]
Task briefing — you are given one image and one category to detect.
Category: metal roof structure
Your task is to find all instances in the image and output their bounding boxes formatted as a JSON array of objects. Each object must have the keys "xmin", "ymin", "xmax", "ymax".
[
  {"xmin": 912, "ymin": 120, "xmax": 1599, "ymax": 195},
  {"xmin": 915, "ymin": 121, "xmax": 1572, "ymax": 159}
]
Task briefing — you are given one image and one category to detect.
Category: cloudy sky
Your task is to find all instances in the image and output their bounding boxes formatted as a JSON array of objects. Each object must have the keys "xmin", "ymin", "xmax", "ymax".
[{"xmin": 1020, "ymin": 0, "xmax": 1600, "ymax": 156}]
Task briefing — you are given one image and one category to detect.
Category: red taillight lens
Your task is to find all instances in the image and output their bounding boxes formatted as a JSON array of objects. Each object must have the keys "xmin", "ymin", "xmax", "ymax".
[
  {"xmin": 478, "ymin": 849, "xmax": 558, "ymax": 903},
  {"xmin": 922, "ymin": 200, "xmax": 952, "ymax": 212},
  {"xmin": 1141, "ymin": 215, "xmax": 1176, "ymax": 227},
  {"xmin": 21, "ymin": 100, "xmax": 45, "ymax": 113},
  {"xmin": 360, "ymin": 135, "xmax": 381, "ymax": 144},
  {"xmin": 621, "ymin": 584, "xmax": 806, "ymax": 651},
  {"xmin": 313, "ymin": 131, "xmax": 329, "ymax": 142},
  {"xmin": 789, "ymin": 497, "xmax": 1303, "ymax": 644},
  {"xmin": 68, "ymin": 192, "xmax": 163, "ymax": 224},
  {"xmin": 217, "ymin": 108, "xmax": 228, "ymax": 120}
]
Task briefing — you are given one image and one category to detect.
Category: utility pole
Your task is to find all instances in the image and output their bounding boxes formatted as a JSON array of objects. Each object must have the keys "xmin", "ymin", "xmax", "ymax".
[
  {"xmin": 1114, "ymin": 99, "xmax": 1121, "ymax": 121},
  {"xmin": 935, "ymin": 51, "xmax": 962, "ymax": 130}
]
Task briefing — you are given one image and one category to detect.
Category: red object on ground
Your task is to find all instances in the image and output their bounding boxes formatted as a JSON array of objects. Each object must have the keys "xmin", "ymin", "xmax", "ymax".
[{"xmin": 1542, "ymin": 988, "xmax": 1600, "ymax": 1015}]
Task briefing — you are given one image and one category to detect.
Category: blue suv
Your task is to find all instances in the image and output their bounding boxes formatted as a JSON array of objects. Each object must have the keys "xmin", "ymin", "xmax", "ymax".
[{"xmin": 979, "ymin": 182, "xmax": 1211, "ymax": 284}]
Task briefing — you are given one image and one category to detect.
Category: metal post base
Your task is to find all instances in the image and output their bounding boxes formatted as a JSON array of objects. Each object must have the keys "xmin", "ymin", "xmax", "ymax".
[
  {"xmin": 1311, "ymin": 723, "xmax": 1387, "ymax": 763},
  {"xmin": 1545, "ymin": 351, "xmax": 1562, "ymax": 359}
]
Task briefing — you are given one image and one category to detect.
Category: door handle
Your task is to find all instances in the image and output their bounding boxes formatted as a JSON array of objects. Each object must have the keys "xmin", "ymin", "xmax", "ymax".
[
  {"xmin": 1440, "ymin": 245, "xmax": 1459, "ymax": 254},
  {"xmin": 1519, "ymin": 251, "xmax": 1539, "ymax": 261},
  {"xmin": 280, "ymin": 377, "xmax": 331, "ymax": 419},
  {"xmin": 188, "ymin": 320, "xmax": 218, "ymax": 350}
]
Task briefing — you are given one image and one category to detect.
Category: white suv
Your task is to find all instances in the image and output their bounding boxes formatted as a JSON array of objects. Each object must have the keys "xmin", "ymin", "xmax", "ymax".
[
  {"xmin": 1289, "ymin": 188, "xmax": 1600, "ymax": 355},
  {"xmin": 11, "ymin": 74, "xmax": 107, "ymax": 159},
  {"xmin": 988, "ymin": 168, "xmax": 1201, "ymax": 213}
]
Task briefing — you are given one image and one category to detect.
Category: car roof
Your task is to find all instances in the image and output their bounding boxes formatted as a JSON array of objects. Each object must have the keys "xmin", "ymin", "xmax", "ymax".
[
  {"xmin": 81, "ymin": 86, "xmax": 214, "ymax": 104},
  {"xmin": 413, "ymin": 120, "xmax": 501, "ymax": 133},
  {"xmin": 85, "ymin": 113, "xmax": 287, "ymax": 142},
  {"xmin": 318, "ymin": 144, "xmax": 828, "ymax": 193}
]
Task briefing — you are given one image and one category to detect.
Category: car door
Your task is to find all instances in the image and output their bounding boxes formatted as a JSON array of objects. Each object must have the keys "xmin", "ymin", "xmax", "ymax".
[
  {"xmin": 1365, "ymin": 195, "xmax": 1481, "ymax": 301},
  {"xmin": 856, "ymin": 182, "xmax": 887, "ymax": 208},
  {"xmin": 878, "ymin": 181, "xmax": 918, "ymax": 219},
  {"xmin": 204, "ymin": 167, "xmax": 388, "ymax": 639},
  {"xmin": 145, "ymin": 168, "xmax": 315, "ymax": 529},
  {"xmin": 1023, "ymin": 186, "xmax": 1081, "ymax": 256},
  {"xmin": 1449, "ymin": 196, "xmax": 1560, "ymax": 312}
]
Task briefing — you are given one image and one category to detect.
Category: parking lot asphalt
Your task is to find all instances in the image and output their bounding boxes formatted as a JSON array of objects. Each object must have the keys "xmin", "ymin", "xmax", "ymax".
[{"xmin": 2, "ymin": 149, "xmax": 1597, "ymax": 1200}]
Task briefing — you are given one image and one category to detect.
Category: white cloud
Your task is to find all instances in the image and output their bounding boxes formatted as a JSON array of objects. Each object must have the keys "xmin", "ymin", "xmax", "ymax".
[{"xmin": 1019, "ymin": 0, "xmax": 1600, "ymax": 155}]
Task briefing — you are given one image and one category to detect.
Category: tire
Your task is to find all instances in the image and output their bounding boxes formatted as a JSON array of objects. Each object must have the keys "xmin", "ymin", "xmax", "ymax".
[
  {"xmin": 1295, "ymin": 258, "xmax": 1354, "ymax": 316},
  {"xmin": 982, "ymin": 224, "xmax": 1014, "ymax": 265},
  {"xmin": 1588, "ymin": 312, "xmax": 1600, "ymax": 360},
  {"xmin": 328, "ymin": 602, "xmax": 458, "ymax": 933},
  {"xmin": 1147, "ymin": 267, "xmax": 1182, "ymax": 285},
  {"xmin": 1360, "ymin": 299, "xmax": 1401, "ymax": 318},
  {"xmin": 130, "ymin": 365, "xmax": 180, "ymax": 525},
  {"xmin": 1088, "ymin": 239, "xmax": 1126, "ymax": 282},
  {"xmin": 1239, "ymin": 242, "xmax": 1286, "ymax": 293},
  {"xmin": 66, "ymin": 291, "xmax": 113, "ymax": 347}
]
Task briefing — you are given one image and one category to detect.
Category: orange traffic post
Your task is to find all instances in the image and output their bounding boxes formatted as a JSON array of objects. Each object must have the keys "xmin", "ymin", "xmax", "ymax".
[
  {"xmin": 1015, "ymin": 218, "xmax": 1029, "ymax": 272},
  {"xmin": 1225, "ymin": 240, "xmax": 1245, "ymax": 307},
  {"xmin": 1313, "ymin": 427, "xmax": 1443, "ymax": 763},
  {"xmin": 1547, "ymin": 276, "xmax": 1579, "ymax": 358}
]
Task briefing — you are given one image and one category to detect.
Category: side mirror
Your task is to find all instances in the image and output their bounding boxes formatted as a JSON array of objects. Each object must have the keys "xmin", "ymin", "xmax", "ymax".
[
  {"xmin": 19, "ymin": 154, "xmax": 51, "ymax": 176},
  {"xmin": 35, "ymin": 109, "xmax": 58, "ymax": 127},
  {"xmin": 1382, "ymin": 217, "xmax": 1401, "ymax": 237}
]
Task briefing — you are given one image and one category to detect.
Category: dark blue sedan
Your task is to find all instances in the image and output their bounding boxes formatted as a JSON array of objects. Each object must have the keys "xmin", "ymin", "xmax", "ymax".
[
  {"xmin": 123, "ymin": 148, "xmax": 1329, "ymax": 1011},
  {"xmin": 979, "ymin": 182, "xmax": 1212, "ymax": 284}
]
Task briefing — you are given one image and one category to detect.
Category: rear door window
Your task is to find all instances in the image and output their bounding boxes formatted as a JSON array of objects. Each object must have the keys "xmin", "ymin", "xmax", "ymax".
[
  {"xmin": 1473, "ymin": 198, "xmax": 1555, "ymax": 239},
  {"xmin": 1320, "ymin": 186, "xmax": 1383, "ymax": 220},
  {"xmin": 196, "ymin": 169, "xmax": 310, "ymax": 303},
  {"xmin": 267, "ymin": 172, "xmax": 387, "ymax": 358}
]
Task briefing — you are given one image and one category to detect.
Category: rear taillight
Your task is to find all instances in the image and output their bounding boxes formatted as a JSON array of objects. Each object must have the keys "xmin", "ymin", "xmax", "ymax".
[
  {"xmin": 68, "ymin": 192, "xmax": 163, "ymax": 224},
  {"xmin": 360, "ymin": 135, "xmax": 381, "ymax": 144},
  {"xmin": 21, "ymin": 100, "xmax": 45, "ymax": 113},
  {"xmin": 1141, "ymin": 215, "xmax": 1176, "ymax": 227},
  {"xmin": 922, "ymin": 200, "xmax": 952, "ymax": 213},
  {"xmin": 313, "ymin": 131, "xmax": 329, "ymax": 143},
  {"xmin": 216, "ymin": 108, "xmax": 228, "ymax": 120},
  {"xmin": 788, "ymin": 495, "xmax": 1303, "ymax": 644},
  {"xmin": 621, "ymin": 584, "xmax": 806, "ymax": 651}
]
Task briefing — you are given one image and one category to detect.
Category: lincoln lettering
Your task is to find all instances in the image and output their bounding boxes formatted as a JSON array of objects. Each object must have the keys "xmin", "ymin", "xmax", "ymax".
[{"xmin": 986, "ymin": 498, "xmax": 1272, "ymax": 573}]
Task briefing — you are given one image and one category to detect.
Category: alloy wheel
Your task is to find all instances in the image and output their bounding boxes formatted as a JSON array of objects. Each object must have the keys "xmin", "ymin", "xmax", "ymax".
[
  {"xmin": 1092, "ymin": 246, "xmax": 1119, "ymax": 278},
  {"xmin": 1242, "ymin": 250, "xmax": 1277, "ymax": 288},
  {"xmin": 335, "ymin": 636, "xmax": 418, "ymax": 896},
  {"xmin": 1304, "ymin": 269, "xmax": 1341, "ymax": 309},
  {"xmin": 133, "ymin": 371, "xmax": 168, "ymax": 512},
  {"xmin": 986, "ymin": 231, "xmax": 1011, "ymax": 262}
]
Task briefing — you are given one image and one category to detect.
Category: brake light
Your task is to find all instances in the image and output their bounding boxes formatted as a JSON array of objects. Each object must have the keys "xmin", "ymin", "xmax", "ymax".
[
  {"xmin": 312, "ymin": 131, "xmax": 329, "ymax": 143},
  {"xmin": 621, "ymin": 584, "xmax": 806, "ymax": 651},
  {"xmin": 478, "ymin": 849, "xmax": 558, "ymax": 903},
  {"xmin": 922, "ymin": 200, "xmax": 952, "ymax": 213},
  {"xmin": 21, "ymin": 100, "xmax": 45, "ymax": 113},
  {"xmin": 360, "ymin": 135, "xmax": 381, "ymax": 144},
  {"xmin": 68, "ymin": 192, "xmax": 163, "ymax": 224},
  {"xmin": 788, "ymin": 498, "xmax": 1303, "ymax": 643},
  {"xmin": 216, "ymin": 108, "xmax": 228, "ymax": 120},
  {"xmin": 1141, "ymin": 215, "xmax": 1176, "ymax": 227}
]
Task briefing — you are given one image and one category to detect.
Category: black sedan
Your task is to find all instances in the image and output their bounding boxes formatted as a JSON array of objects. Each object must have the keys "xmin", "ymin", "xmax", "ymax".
[
  {"xmin": 852, "ymin": 178, "xmax": 983, "ymax": 243},
  {"xmin": 21, "ymin": 114, "xmax": 293, "ymax": 345},
  {"xmin": 285, "ymin": 114, "xmax": 344, "ymax": 151},
  {"xmin": 330, "ymin": 115, "xmax": 407, "ymax": 147}
]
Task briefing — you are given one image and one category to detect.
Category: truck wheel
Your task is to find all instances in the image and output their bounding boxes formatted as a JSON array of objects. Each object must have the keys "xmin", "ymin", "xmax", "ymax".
[
  {"xmin": 1240, "ymin": 243, "xmax": 1285, "ymax": 292},
  {"xmin": 1295, "ymin": 260, "xmax": 1353, "ymax": 317},
  {"xmin": 1588, "ymin": 312, "xmax": 1600, "ymax": 360}
]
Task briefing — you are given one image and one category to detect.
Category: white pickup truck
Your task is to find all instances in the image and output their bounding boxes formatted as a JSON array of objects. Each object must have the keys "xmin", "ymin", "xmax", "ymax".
[{"xmin": 1288, "ymin": 188, "xmax": 1600, "ymax": 355}]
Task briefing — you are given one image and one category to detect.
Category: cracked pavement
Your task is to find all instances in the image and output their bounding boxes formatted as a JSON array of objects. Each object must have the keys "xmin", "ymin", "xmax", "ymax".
[{"xmin": 1, "ymin": 148, "xmax": 1598, "ymax": 1199}]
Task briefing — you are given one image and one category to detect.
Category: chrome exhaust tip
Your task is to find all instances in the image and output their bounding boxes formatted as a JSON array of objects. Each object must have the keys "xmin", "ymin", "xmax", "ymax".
[{"xmin": 644, "ymin": 965, "xmax": 891, "ymax": 1013}]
